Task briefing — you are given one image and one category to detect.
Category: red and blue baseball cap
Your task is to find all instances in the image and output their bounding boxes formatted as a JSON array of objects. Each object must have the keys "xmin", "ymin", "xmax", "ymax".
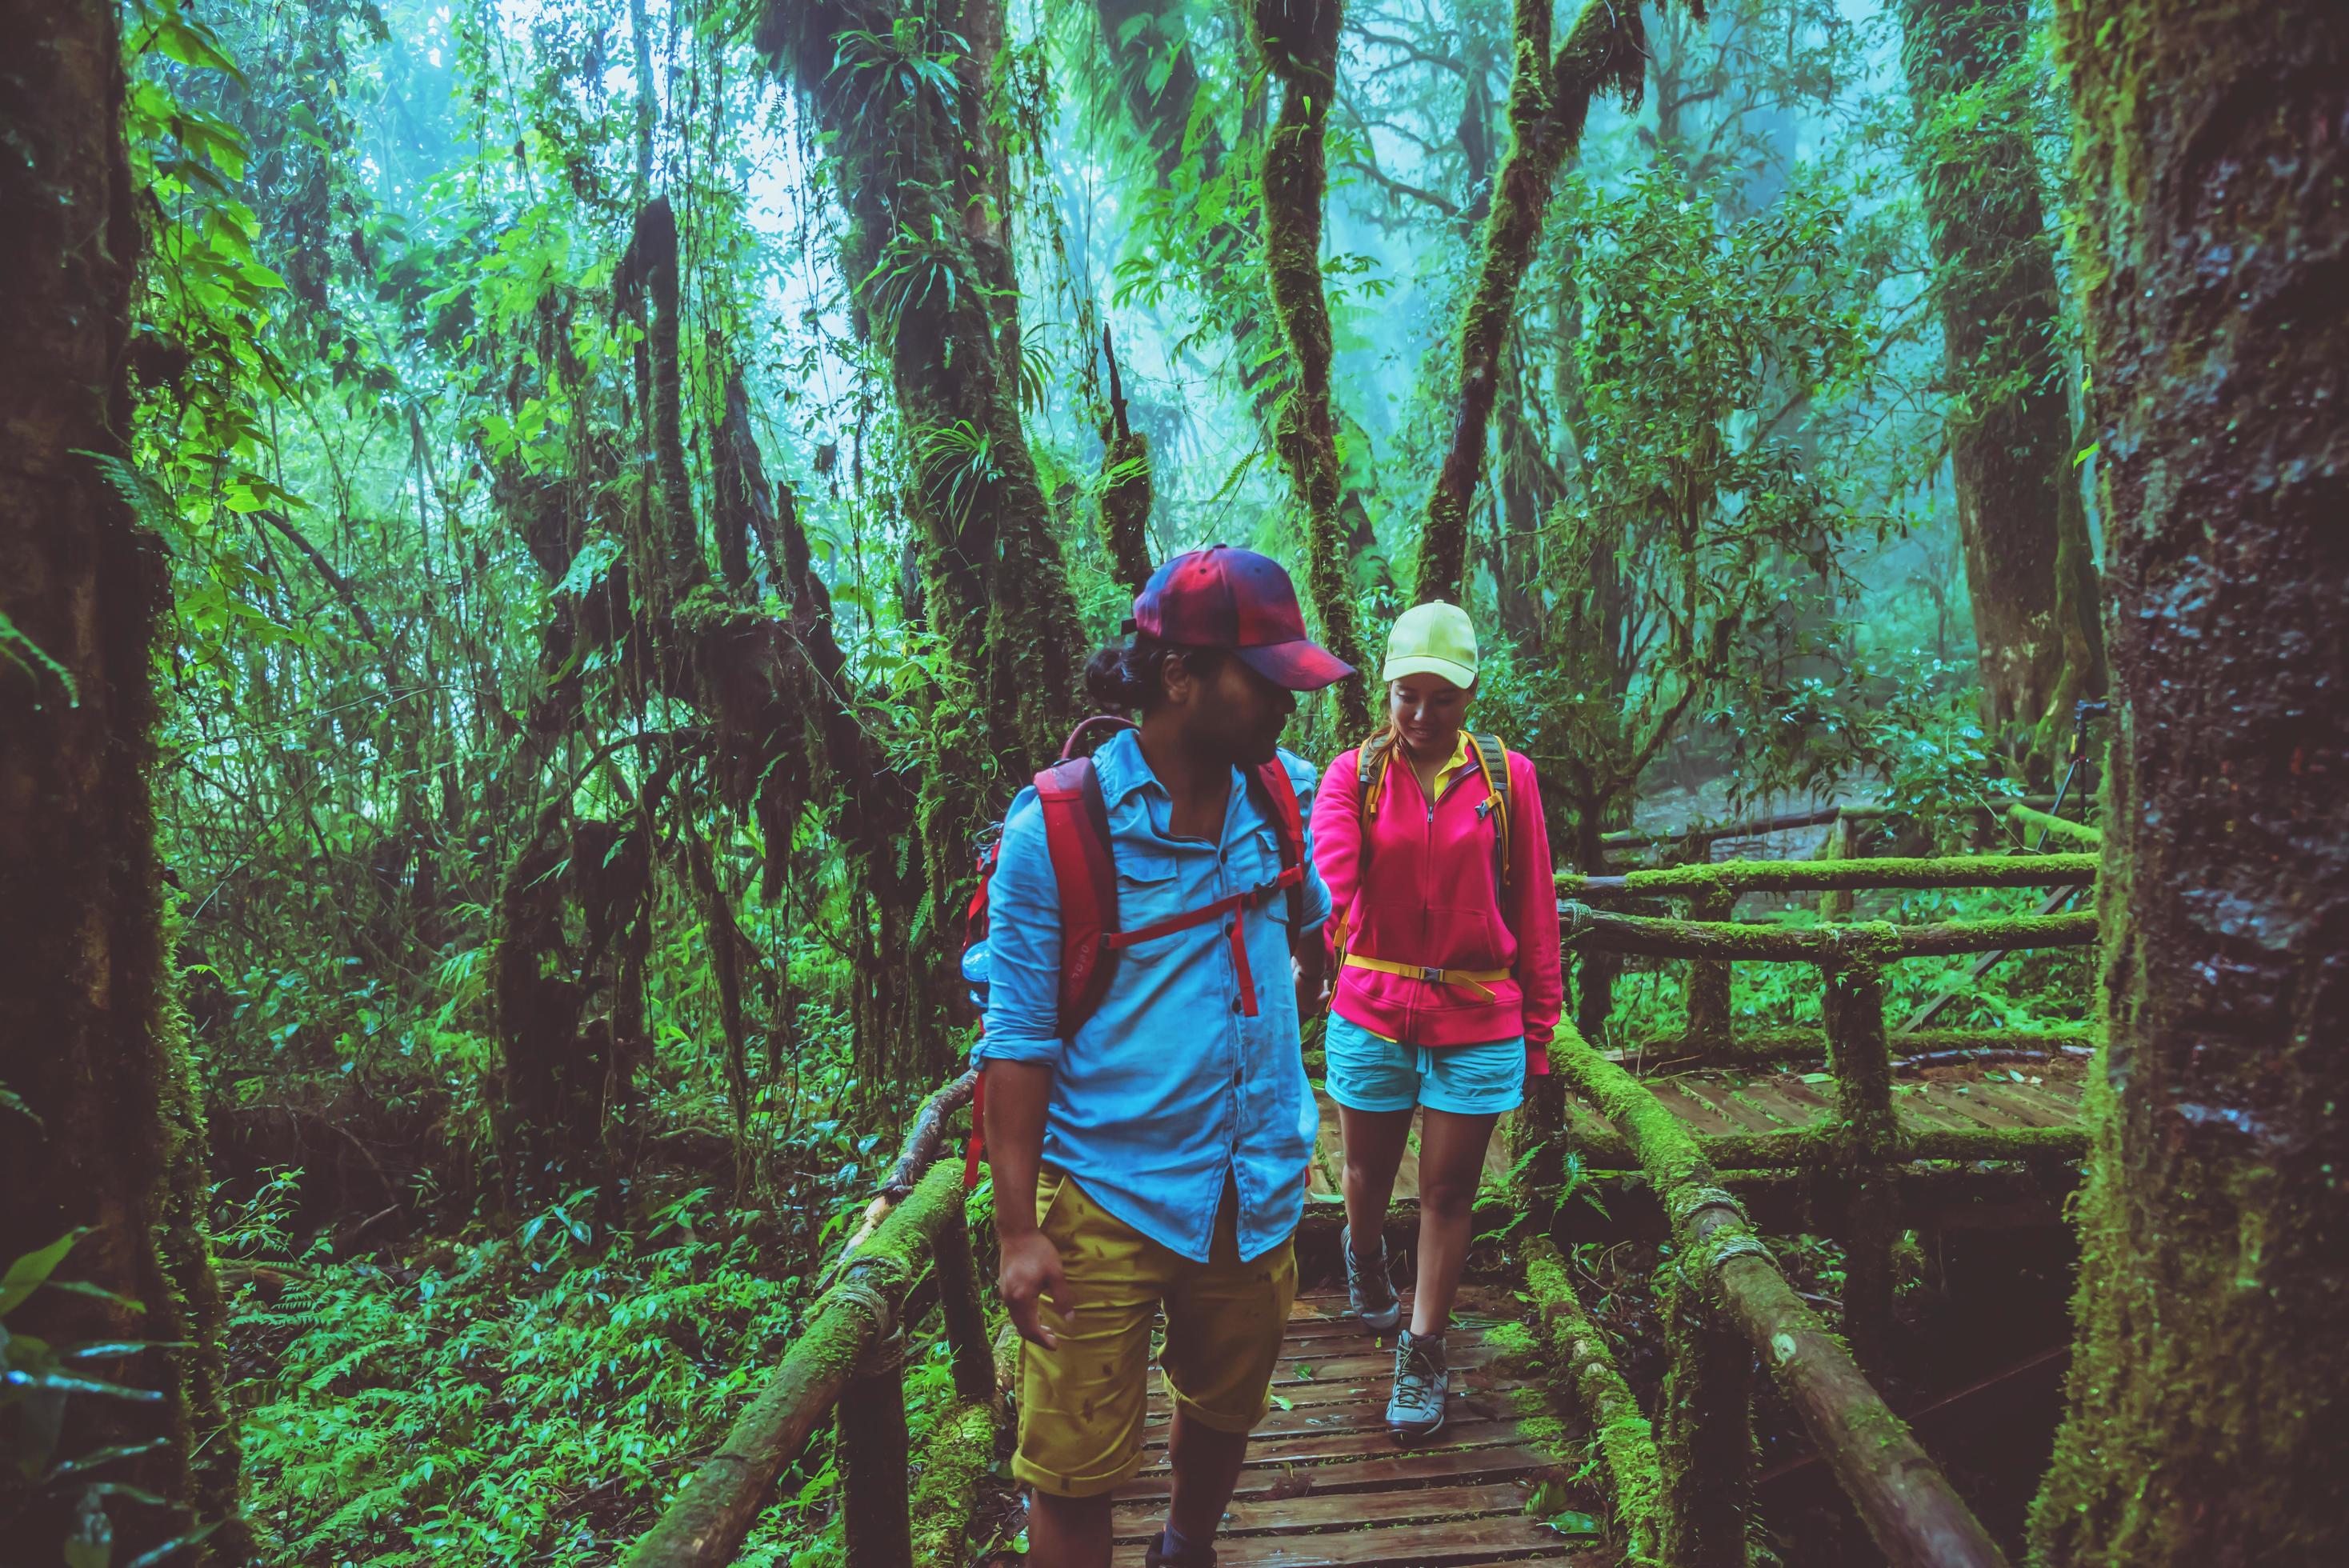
[{"xmin": 1132, "ymin": 545, "xmax": 1355, "ymax": 691}]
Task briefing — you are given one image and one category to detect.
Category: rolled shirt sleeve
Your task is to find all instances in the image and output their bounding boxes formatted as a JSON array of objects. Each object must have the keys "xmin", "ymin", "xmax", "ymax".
[{"xmin": 979, "ymin": 790, "xmax": 1066, "ymax": 1067}]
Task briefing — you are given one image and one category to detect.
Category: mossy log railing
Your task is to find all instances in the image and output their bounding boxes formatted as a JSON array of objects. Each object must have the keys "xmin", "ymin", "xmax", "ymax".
[
  {"xmin": 1559, "ymin": 902, "xmax": 2098, "ymax": 962},
  {"xmin": 1595, "ymin": 794, "xmax": 2067, "ymax": 852},
  {"xmin": 1519, "ymin": 857, "xmax": 2107, "ymax": 1564},
  {"xmin": 626, "ymin": 1073, "xmax": 991, "ymax": 1568},
  {"xmin": 1532, "ymin": 1025, "xmax": 2012, "ymax": 1568},
  {"xmin": 1559, "ymin": 850, "xmax": 2096, "ymax": 899},
  {"xmin": 2006, "ymin": 802, "xmax": 2101, "ymax": 846}
]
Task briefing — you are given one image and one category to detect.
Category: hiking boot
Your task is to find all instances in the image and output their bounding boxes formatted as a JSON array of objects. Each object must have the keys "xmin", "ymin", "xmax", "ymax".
[
  {"xmin": 1144, "ymin": 1530, "xmax": 1217, "ymax": 1568},
  {"xmin": 1387, "ymin": 1329, "xmax": 1448, "ymax": 1442},
  {"xmin": 1346, "ymin": 1232, "xmax": 1401, "ymax": 1333}
]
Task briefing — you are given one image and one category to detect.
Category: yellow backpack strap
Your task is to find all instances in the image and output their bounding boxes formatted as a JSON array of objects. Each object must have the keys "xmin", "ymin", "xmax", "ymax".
[
  {"xmin": 1468, "ymin": 732, "xmax": 1511, "ymax": 886},
  {"xmin": 1357, "ymin": 733, "xmax": 1396, "ymax": 832}
]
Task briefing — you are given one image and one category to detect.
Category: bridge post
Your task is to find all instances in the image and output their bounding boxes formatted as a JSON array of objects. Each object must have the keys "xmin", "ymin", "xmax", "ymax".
[
  {"xmin": 838, "ymin": 1326, "xmax": 914, "ymax": 1568},
  {"xmin": 1659, "ymin": 1265, "xmax": 1754, "ymax": 1568},
  {"xmin": 1818, "ymin": 811, "xmax": 1861, "ymax": 920},
  {"xmin": 931, "ymin": 1208, "xmax": 997, "ymax": 1406},
  {"xmin": 1822, "ymin": 952, "xmax": 1898, "ymax": 1371},
  {"xmin": 1683, "ymin": 886, "xmax": 1733, "ymax": 1050}
]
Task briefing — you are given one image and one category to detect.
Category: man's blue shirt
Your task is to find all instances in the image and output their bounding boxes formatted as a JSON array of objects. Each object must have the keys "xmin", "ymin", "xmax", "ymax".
[{"xmin": 978, "ymin": 727, "xmax": 1332, "ymax": 1264}]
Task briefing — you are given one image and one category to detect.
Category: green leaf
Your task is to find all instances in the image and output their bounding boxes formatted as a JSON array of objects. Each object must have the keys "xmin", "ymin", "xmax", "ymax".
[
  {"xmin": 1541, "ymin": 1509, "xmax": 1604, "ymax": 1537},
  {"xmin": 0, "ymin": 610, "xmax": 77, "ymax": 708},
  {"xmin": 1, "ymin": 1233, "xmax": 81, "ymax": 1318},
  {"xmin": 45, "ymin": 1439, "xmax": 168, "ymax": 1483},
  {"xmin": 125, "ymin": 1518, "xmax": 223, "ymax": 1568}
]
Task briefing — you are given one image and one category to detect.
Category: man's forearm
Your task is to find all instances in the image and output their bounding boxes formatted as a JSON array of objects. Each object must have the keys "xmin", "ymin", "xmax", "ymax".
[{"xmin": 983, "ymin": 1059, "xmax": 1053, "ymax": 1241}]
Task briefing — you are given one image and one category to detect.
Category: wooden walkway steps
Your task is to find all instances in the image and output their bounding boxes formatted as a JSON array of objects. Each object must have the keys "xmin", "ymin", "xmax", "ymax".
[
  {"xmin": 1305, "ymin": 1060, "xmax": 2087, "ymax": 1199},
  {"xmin": 1110, "ymin": 1287, "xmax": 1607, "ymax": 1566}
]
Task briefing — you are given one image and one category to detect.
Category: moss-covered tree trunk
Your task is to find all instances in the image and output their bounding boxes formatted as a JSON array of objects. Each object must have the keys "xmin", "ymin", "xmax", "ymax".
[
  {"xmin": 0, "ymin": 0, "xmax": 241, "ymax": 1554},
  {"xmin": 763, "ymin": 0, "xmax": 1080, "ymax": 838},
  {"xmin": 1247, "ymin": 0, "xmax": 1372, "ymax": 735},
  {"xmin": 1899, "ymin": 0, "xmax": 2106, "ymax": 768},
  {"xmin": 2027, "ymin": 4, "xmax": 2349, "ymax": 1562},
  {"xmin": 1093, "ymin": 0, "xmax": 1395, "ymax": 605},
  {"xmin": 1411, "ymin": 0, "xmax": 1653, "ymax": 607}
]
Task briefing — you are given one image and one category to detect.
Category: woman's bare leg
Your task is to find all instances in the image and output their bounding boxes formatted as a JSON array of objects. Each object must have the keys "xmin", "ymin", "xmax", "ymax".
[
  {"xmin": 1408, "ymin": 1109, "xmax": 1502, "ymax": 1336},
  {"xmin": 1338, "ymin": 1104, "xmax": 1415, "ymax": 1262}
]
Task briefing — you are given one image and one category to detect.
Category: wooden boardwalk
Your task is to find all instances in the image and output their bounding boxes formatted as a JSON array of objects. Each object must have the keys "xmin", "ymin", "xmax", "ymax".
[
  {"xmin": 1305, "ymin": 1059, "xmax": 2088, "ymax": 1199},
  {"xmin": 1110, "ymin": 1286, "xmax": 1606, "ymax": 1567}
]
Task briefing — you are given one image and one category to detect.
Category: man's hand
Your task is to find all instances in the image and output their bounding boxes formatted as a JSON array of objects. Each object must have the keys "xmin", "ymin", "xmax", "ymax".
[
  {"xmin": 1293, "ymin": 948, "xmax": 1330, "ymax": 1022},
  {"xmin": 998, "ymin": 1230, "xmax": 1067, "ymax": 1349}
]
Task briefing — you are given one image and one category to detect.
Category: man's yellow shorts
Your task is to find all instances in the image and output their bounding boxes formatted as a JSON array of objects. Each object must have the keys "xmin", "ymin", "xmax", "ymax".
[{"xmin": 1013, "ymin": 1170, "xmax": 1297, "ymax": 1498}]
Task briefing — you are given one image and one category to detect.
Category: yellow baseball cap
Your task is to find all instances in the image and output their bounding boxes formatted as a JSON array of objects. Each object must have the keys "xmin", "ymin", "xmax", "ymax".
[{"xmin": 1382, "ymin": 600, "xmax": 1478, "ymax": 688}]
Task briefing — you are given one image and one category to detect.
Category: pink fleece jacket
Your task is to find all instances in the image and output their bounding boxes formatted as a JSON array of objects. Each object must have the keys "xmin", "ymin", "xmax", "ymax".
[{"xmin": 1312, "ymin": 742, "xmax": 1563, "ymax": 1071}]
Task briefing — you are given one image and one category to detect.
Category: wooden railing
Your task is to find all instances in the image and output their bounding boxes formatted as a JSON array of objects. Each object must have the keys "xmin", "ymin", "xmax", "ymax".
[
  {"xmin": 626, "ymin": 1070, "xmax": 988, "ymax": 1568},
  {"xmin": 1515, "ymin": 851, "xmax": 2103, "ymax": 1567}
]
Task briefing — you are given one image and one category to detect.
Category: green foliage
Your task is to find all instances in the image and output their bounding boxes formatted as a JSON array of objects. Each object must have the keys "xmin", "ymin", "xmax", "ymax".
[
  {"xmin": 81, "ymin": 0, "xmax": 2112, "ymax": 1560},
  {"xmin": 2, "ymin": 1235, "xmax": 222, "ymax": 1568}
]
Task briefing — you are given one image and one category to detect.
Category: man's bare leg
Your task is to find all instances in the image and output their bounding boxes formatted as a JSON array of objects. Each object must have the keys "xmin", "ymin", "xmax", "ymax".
[
  {"xmin": 1165, "ymin": 1411, "xmax": 1251, "ymax": 1547},
  {"xmin": 1026, "ymin": 1488, "xmax": 1112, "ymax": 1568}
]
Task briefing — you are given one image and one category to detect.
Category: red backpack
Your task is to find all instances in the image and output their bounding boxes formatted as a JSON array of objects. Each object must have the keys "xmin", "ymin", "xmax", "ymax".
[{"xmin": 959, "ymin": 715, "xmax": 1309, "ymax": 1185}]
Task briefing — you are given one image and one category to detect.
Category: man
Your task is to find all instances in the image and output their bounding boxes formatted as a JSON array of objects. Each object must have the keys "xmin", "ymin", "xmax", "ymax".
[{"xmin": 981, "ymin": 546, "xmax": 1350, "ymax": 1568}]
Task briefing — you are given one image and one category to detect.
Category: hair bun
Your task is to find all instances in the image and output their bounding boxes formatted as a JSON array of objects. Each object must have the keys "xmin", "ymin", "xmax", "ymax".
[{"xmin": 1083, "ymin": 642, "xmax": 1149, "ymax": 711}]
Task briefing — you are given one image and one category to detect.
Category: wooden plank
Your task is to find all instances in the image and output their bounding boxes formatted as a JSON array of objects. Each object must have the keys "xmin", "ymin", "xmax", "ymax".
[
  {"xmin": 1131, "ymin": 1418, "xmax": 1531, "ymax": 1475},
  {"xmin": 1647, "ymin": 1080, "xmax": 1743, "ymax": 1135},
  {"xmin": 1919, "ymin": 1082, "xmax": 2035, "ymax": 1130},
  {"xmin": 1768, "ymin": 1078, "xmax": 1836, "ymax": 1114},
  {"xmin": 1674, "ymin": 1078, "xmax": 1791, "ymax": 1134},
  {"xmin": 1110, "ymin": 1482, "xmax": 1543, "ymax": 1541},
  {"xmin": 1146, "ymin": 1393, "xmax": 1491, "ymax": 1446},
  {"xmin": 1150, "ymin": 1377, "xmax": 1385, "ymax": 1415},
  {"xmin": 1893, "ymin": 1095, "xmax": 1986, "ymax": 1134},
  {"xmin": 1967, "ymin": 1083, "xmax": 2067, "ymax": 1128},
  {"xmin": 1723, "ymin": 1082, "xmax": 1807, "ymax": 1130},
  {"xmin": 1111, "ymin": 1513, "xmax": 1608, "ymax": 1566},
  {"xmin": 1981, "ymin": 1080, "xmax": 2085, "ymax": 1123},
  {"xmin": 1111, "ymin": 1443, "xmax": 1567, "ymax": 1504},
  {"xmin": 1735, "ymin": 1081, "xmax": 1831, "ymax": 1130},
  {"xmin": 1270, "ymin": 1343, "xmax": 1498, "ymax": 1387}
]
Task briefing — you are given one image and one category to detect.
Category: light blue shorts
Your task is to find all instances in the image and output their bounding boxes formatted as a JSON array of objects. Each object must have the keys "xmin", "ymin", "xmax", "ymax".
[{"xmin": 1324, "ymin": 1015, "xmax": 1527, "ymax": 1116}]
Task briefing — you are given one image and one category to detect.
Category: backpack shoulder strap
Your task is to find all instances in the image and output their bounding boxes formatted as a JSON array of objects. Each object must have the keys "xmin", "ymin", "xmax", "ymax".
[
  {"xmin": 1250, "ymin": 754, "xmax": 1308, "ymax": 936},
  {"xmin": 1357, "ymin": 731, "xmax": 1397, "ymax": 829},
  {"xmin": 1467, "ymin": 733, "xmax": 1512, "ymax": 886},
  {"xmin": 1034, "ymin": 757, "xmax": 1120, "ymax": 1032}
]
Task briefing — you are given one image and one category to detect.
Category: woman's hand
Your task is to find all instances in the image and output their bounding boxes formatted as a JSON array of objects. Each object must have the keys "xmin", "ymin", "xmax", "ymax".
[{"xmin": 998, "ymin": 1230, "xmax": 1067, "ymax": 1349}]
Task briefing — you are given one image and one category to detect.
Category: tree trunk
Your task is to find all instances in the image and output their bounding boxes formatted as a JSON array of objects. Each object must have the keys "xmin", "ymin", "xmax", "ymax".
[
  {"xmin": 760, "ymin": 0, "xmax": 1080, "ymax": 768},
  {"xmin": 1899, "ymin": 0, "xmax": 2107, "ymax": 767},
  {"xmin": 0, "ymin": 0, "xmax": 240, "ymax": 1554},
  {"xmin": 2028, "ymin": 4, "xmax": 2349, "ymax": 1562}
]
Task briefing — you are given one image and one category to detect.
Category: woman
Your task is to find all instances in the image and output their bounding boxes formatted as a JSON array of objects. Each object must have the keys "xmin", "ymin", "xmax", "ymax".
[{"xmin": 1311, "ymin": 599, "xmax": 1562, "ymax": 1441}]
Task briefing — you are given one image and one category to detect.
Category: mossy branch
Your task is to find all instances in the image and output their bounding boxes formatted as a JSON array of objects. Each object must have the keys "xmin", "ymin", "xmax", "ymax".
[
  {"xmin": 1524, "ymin": 1238, "xmax": 1665, "ymax": 1565},
  {"xmin": 1248, "ymin": 0, "xmax": 1371, "ymax": 733},
  {"xmin": 909, "ymin": 1398, "xmax": 997, "ymax": 1568},
  {"xmin": 623, "ymin": 1162, "xmax": 966, "ymax": 1568}
]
